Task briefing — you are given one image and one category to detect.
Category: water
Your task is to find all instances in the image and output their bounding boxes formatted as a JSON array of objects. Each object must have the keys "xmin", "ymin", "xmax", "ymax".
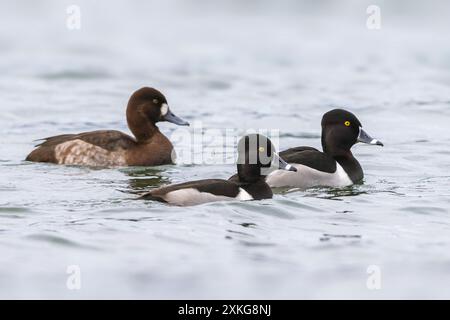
[{"xmin": 1, "ymin": 0, "xmax": 450, "ymax": 299}]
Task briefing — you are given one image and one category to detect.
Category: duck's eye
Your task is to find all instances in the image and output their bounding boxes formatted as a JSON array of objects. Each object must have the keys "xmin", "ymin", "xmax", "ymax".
[
  {"xmin": 153, "ymin": 99, "xmax": 159, "ymax": 104},
  {"xmin": 344, "ymin": 121, "xmax": 351, "ymax": 127},
  {"xmin": 258, "ymin": 147, "xmax": 265, "ymax": 153}
]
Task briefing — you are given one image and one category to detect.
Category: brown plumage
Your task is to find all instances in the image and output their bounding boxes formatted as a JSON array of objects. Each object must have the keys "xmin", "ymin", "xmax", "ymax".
[{"xmin": 26, "ymin": 87, "xmax": 189, "ymax": 167}]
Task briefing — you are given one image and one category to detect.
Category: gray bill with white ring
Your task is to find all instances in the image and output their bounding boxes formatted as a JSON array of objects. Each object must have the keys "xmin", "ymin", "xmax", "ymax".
[
  {"xmin": 357, "ymin": 127, "xmax": 383, "ymax": 146},
  {"xmin": 274, "ymin": 152, "xmax": 297, "ymax": 172}
]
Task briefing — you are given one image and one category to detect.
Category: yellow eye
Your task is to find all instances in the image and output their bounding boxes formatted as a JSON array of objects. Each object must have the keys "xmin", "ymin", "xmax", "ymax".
[
  {"xmin": 259, "ymin": 147, "xmax": 265, "ymax": 153},
  {"xmin": 344, "ymin": 121, "xmax": 351, "ymax": 127}
]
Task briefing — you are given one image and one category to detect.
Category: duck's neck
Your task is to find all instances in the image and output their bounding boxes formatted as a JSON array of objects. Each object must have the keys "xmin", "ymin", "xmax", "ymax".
[{"xmin": 241, "ymin": 179, "xmax": 273, "ymax": 200}]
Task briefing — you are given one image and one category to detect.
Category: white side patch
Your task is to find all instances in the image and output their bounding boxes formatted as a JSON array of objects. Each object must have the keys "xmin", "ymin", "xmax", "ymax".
[
  {"xmin": 54, "ymin": 139, "xmax": 127, "ymax": 167},
  {"xmin": 162, "ymin": 187, "xmax": 253, "ymax": 206},
  {"xmin": 160, "ymin": 103, "xmax": 169, "ymax": 116},
  {"xmin": 266, "ymin": 163, "xmax": 353, "ymax": 189},
  {"xmin": 236, "ymin": 188, "xmax": 253, "ymax": 201}
]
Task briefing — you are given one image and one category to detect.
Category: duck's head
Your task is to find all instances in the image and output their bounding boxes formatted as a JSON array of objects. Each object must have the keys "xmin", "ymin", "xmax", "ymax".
[
  {"xmin": 127, "ymin": 87, "xmax": 189, "ymax": 140},
  {"xmin": 321, "ymin": 109, "xmax": 383, "ymax": 156},
  {"xmin": 237, "ymin": 134, "xmax": 296, "ymax": 182}
]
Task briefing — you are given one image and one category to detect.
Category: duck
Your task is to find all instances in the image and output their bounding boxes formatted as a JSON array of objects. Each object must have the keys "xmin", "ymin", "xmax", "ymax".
[
  {"xmin": 140, "ymin": 134, "xmax": 297, "ymax": 206},
  {"xmin": 25, "ymin": 87, "xmax": 189, "ymax": 167},
  {"xmin": 266, "ymin": 109, "xmax": 383, "ymax": 189}
]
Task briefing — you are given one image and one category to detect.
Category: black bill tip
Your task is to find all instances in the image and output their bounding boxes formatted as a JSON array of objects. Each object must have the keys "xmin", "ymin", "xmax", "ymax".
[
  {"xmin": 275, "ymin": 152, "xmax": 297, "ymax": 172},
  {"xmin": 357, "ymin": 128, "xmax": 383, "ymax": 147}
]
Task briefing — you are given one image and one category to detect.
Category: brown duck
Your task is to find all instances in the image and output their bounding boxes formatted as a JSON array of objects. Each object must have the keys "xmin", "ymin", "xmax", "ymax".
[{"xmin": 26, "ymin": 87, "xmax": 189, "ymax": 167}]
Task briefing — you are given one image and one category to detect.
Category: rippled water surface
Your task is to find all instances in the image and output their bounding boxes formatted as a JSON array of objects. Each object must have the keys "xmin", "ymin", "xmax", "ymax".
[{"xmin": 1, "ymin": 1, "xmax": 450, "ymax": 299}]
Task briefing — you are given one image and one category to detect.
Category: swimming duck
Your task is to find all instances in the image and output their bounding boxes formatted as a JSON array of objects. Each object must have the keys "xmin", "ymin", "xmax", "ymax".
[
  {"xmin": 140, "ymin": 134, "xmax": 296, "ymax": 206},
  {"xmin": 266, "ymin": 109, "xmax": 383, "ymax": 189},
  {"xmin": 25, "ymin": 87, "xmax": 189, "ymax": 167}
]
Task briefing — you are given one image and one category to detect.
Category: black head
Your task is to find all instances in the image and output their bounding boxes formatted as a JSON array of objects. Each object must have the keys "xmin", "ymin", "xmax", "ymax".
[
  {"xmin": 126, "ymin": 87, "xmax": 189, "ymax": 141},
  {"xmin": 321, "ymin": 109, "xmax": 383, "ymax": 156},
  {"xmin": 237, "ymin": 134, "xmax": 296, "ymax": 182}
]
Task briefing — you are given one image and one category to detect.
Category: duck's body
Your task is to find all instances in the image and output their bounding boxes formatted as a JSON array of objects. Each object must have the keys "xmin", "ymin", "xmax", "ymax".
[
  {"xmin": 140, "ymin": 178, "xmax": 272, "ymax": 206},
  {"xmin": 26, "ymin": 129, "xmax": 173, "ymax": 166},
  {"xmin": 25, "ymin": 87, "xmax": 189, "ymax": 167},
  {"xmin": 140, "ymin": 134, "xmax": 296, "ymax": 206},
  {"xmin": 266, "ymin": 109, "xmax": 383, "ymax": 189}
]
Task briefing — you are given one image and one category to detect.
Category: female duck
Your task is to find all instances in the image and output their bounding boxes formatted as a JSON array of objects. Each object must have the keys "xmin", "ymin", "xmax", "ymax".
[
  {"xmin": 140, "ymin": 134, "xmax": 296, "ymax": 206},
  {"xmin": 26, "ymin": 87, "xmax": 189, "ymax": 166},
  {"xmin": 266, "ymin": 109, "xmax": 383, "ymax": 189}
]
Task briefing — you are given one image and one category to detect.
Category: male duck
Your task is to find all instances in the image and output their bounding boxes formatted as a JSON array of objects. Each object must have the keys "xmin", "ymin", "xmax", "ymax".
[
  {"xmin": 26, "ymin": 87, "xmax": 189, "ymax": 166},
  {"xmin": 266, "ymin": 109, "xmax": 383, "ymax": 189},
  {"xmin": 140, "ymin": 134, "xmax": 296, "ymax": 206}
]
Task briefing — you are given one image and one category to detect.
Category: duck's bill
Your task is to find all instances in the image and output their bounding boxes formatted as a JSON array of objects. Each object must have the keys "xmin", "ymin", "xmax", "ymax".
[
  {"xmin": 162, "ymin": 106, "xmax": 190, "ymax": 126},
  {"xmin": 274, "ymin": 152, "xmax": 297, "ymax": 172},
  {"xmin": 357, "ymin": 128, "xmax": 383, "ymax": 146}
]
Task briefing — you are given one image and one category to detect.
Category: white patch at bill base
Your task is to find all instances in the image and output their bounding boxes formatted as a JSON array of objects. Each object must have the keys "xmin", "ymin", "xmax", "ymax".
[{"xmin": 54, "ymin": 139, "xmax": 127, "ymax": 166}]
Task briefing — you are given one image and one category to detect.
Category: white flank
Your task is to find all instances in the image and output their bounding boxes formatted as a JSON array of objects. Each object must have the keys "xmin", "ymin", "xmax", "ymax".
[
  {"xmin": 266, "ymin": 163, "xmax": 353, "ymax": 189},
  {"xmin": 54, "ymin": 139, "xmax": 127, "ymax": 166},
  {"xmin": 160, "ymin": 103, "xmax": 169, "ymax": 116},
  {"xmin": 162, "ymin": 187, "xmax": 253, "ymax": 206}
]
